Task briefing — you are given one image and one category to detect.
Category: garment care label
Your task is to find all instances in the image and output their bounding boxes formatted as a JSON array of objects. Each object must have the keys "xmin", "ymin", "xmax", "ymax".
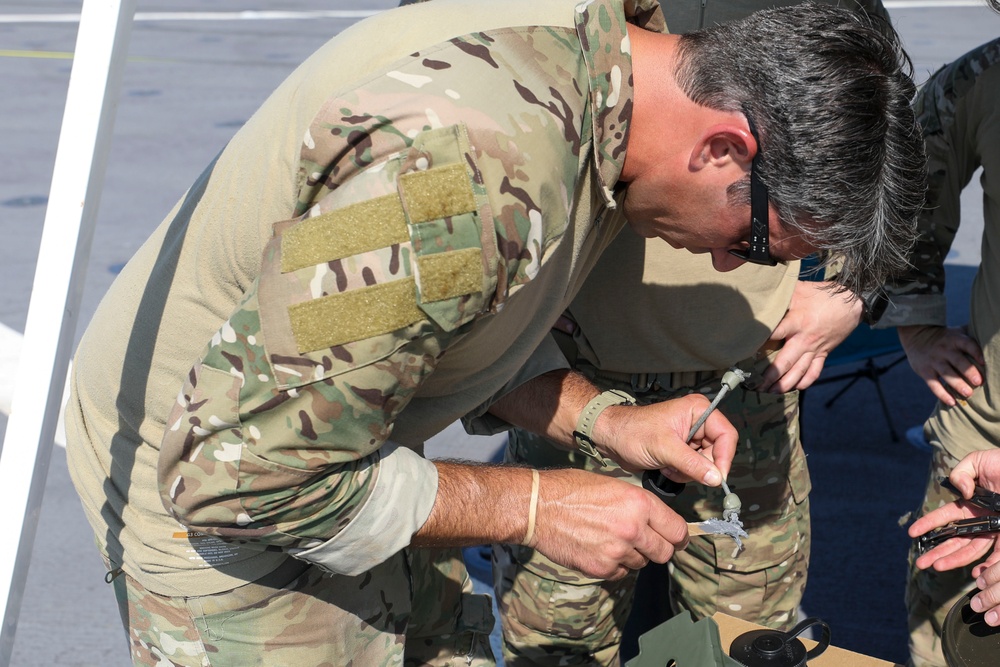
[{"xmin": 172, "ymin": 529, "xmax": 244, "ymax": 567}]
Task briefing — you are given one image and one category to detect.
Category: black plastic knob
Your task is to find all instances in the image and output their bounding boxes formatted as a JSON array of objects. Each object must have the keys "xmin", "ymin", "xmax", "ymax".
[{"xmin": 729, "ymin": 618, "xmax": 830, "ymax": 667}]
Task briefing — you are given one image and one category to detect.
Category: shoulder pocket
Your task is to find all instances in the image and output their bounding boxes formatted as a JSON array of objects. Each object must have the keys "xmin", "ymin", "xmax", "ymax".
[{"xmin": 258, "ymin": 123, "xmax": 498, "ymax": 390}]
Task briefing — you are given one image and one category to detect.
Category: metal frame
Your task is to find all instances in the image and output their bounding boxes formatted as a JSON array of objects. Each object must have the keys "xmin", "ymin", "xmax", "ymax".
[{"xmin": 0, "ymin": 1, "xmax": 136, "ymax": 663}]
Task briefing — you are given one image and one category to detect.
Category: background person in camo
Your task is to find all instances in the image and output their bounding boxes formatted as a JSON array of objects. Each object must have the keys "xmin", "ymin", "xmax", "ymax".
[
  {"xmin": 909, "ymin": 448, "xmax": 1000, "ymax": 629},
  {"xmin": 63, "ymin": 1, "xmax": 925, "ymax": 664},
  {"xmin": 485, "ymin": 1, "xmax": 895, "ymax": 665},
  {"xmin": 870, "ymin": 35, "xmax": 1000, "ymax": 667}
]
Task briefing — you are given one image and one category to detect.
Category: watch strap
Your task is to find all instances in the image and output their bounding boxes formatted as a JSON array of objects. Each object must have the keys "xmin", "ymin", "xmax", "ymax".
[
  {"xmin": 572, "ymin": 389, "xmax": 634, "ymax": 467},
  {"xmin": 860, "ymin": 288, "xmax": 889, "ymax": 326}
]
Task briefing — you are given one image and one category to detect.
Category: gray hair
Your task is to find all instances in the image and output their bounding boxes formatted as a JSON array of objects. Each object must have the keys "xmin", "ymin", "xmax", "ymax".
[{"xmin": 675, "ymin": 3, "xmax": 926, "ymax": 296}]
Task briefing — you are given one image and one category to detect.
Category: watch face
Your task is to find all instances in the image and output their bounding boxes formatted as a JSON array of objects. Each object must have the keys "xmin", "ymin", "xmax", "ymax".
[{"xmin": 862, "ymin": 290, "xmax": 889, "ymax": 325}]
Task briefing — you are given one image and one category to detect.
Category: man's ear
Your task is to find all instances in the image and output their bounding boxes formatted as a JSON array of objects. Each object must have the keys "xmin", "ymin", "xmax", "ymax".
[{"xmin": 688, "ymin": 123, "xmax": 756, "ymax": 171}]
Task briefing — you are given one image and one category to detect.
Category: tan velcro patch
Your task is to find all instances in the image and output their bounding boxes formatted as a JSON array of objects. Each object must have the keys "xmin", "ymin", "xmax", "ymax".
[
  {"xmin": 287, "ymin": 278, "xmax": 424, "ymax": 353},
  {"xmin": 399, "ymin": 163, "xmax": 476, "ymax": 223},
  {"xmin": 416, "ymin": 248, "xmax": 483, "ymax": 302},
  {"xmin": 281, "ymin": 195, "xmax": 408, "ymax": 274}
]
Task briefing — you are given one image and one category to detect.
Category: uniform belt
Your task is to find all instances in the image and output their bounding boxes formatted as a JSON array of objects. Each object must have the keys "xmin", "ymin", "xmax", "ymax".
[{"xmin": 581, "ymin": 366, "xmax": 722, "ymax": 394}]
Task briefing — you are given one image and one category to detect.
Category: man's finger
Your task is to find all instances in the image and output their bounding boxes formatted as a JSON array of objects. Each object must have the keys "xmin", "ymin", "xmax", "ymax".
[
  {"xmin": 933, "ymin": 539, "xmax": 996, "ymax": 572},
  {"xmin": 976, "ymin": 555, "xmax": 1000, "ymax": 582},
  {"xmin": 914, "ymin": 538, "xmax": 968, "ymax": 570},
  {"xmin": 909, "ymin": 504, "xmax": 969, "ymax": 537},
  {"xmin": 925, "ymin": 377, "xmax": 958, "ymax": 406},
  {"xmin": 646, "ymin": 503, "xmax": 689, "ymax": 551},
  {"xmin": 634, "ymin": 524, "xmax": 673, "ymax": 561},
  {"xmin": 939, "ymin": 363, "xmax": 977, "ymax": 398}
]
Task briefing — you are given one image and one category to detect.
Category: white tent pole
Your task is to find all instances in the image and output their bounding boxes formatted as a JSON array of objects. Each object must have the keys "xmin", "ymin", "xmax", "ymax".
[{"xmin": 0, "ymin": 0, "xmax": 135, "ymax": 664}]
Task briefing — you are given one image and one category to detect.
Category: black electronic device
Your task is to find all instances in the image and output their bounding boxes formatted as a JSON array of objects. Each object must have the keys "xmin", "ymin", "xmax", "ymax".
[{"xmin": 728, "ymin": 617, "xmax": 831, "ymax": 667}]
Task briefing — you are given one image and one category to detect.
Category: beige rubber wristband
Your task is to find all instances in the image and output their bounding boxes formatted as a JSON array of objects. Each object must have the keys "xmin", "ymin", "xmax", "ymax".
[
  {"xmin": 521, "ymin": 469, "xmax": 540, "ymax": 546},
  {"xmin": 572, "ymin": 389, "xmax": 634, "ymax": 467}
]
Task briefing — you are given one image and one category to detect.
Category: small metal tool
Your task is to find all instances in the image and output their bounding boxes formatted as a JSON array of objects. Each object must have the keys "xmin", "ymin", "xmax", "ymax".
[
  {"xmin": 917, "ymin": 478, "xmax": 1000, "ymax": 554},
  {"xmin": 642, "ymin": 368, "xmax": 749, "ymax": 551},
  {"xmin": 918, "ymin": 515, "xmax": 1000, "ymax": 554},
  {"xmin": 684, "ymin": 368, "xmax": 749, "ymax": 441}
]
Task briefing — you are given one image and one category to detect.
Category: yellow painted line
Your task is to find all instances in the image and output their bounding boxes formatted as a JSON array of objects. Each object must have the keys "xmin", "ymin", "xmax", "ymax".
[
  {"xmin": 0, "ymin": 49, "xmax": 163, "ymax": 63},
  {"xmin": 0, "ymin": 49, "xmax": 73, "ymax": 59}
]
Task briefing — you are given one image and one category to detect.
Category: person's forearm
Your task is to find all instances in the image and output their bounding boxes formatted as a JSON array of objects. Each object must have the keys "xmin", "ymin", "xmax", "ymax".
[
  {"xmin": 486, "ymin": 368, "xmax": 735, "ymax": 486},
  {"xmin": 413, "ymin": 457, "xmax": 692, "ymax": 581},
  {"xmin": 412, "ymin": 460, "xmax": 532, "ymax": 546},
  {"xmin": 486, "ymin": 369, "xmax": 602, "ymax": 448}
]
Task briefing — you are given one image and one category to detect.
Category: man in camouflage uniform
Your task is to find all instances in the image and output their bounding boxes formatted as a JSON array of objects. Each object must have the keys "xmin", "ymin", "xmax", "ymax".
[
  {"xmin": 910, "ymin": 448, "xmax": 1000, "ymax": 629},
  {"xmin": 492, "ymin": 1, "xmax": 892, "ymax": 665},
  {"xmin": 64, "ymin": 1, "xmax": 924, "ymax": 664},
  {"xmin": 874, "ymin": 37, "xmax": 1000, "ymax": 667}
]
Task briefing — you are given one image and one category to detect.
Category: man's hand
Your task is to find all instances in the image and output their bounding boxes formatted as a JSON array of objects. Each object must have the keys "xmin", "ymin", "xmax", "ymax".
[
  {"xmin": 909, "ymin": 494, "xmax": 996, "ymax": 574},
  {"xmin": 526, "ymin": 468, "xmax": 689, "ymax": 580},
  {"xmin": 898, "ymin": 324, "xmax": 985, "ymax": 406},
  {"xmin": 488, "ymin": 370, "xmax": 737, "ymax": 486},
  {"xmin": 594, "ymin": 393, "xmax": 737, "ymax": 486},
  {"xmin": 414, "ymin": 462, "xmax": 690, "ymax": 581},
  {"xmin": 759, "ymin": 280, "xmax": 862, "ymax": 393},
  {"xmin": 908, "ymin": 450, "xmax": 1000, "ymax": 626}
]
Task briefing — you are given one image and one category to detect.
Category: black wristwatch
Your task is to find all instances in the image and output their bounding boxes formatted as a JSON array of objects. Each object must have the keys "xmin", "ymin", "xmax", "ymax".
[{"xmin": 860, "ymin": 289, "xmax": 889, "ymax": 326}]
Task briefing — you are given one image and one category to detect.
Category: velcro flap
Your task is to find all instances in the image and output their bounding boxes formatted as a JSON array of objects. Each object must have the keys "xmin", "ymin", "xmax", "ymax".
[
  {"xmin": 399, "ymin": 163, "xmax": 477, "ymax": 223},
  {"xmin": 287, "ymin": 278, "xmax": 424, "ymax": 353},
  {"xmin": 416, "ymin": 248, "xmax": 483, "ymax": 302},
  {"xmin": 280, "ymin": 195, "xmax": 408, "ymax": 273}
]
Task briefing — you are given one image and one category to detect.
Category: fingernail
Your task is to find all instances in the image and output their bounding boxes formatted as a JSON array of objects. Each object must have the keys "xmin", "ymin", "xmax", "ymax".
[
  {"xmin": 978, "ymin": 576, "xmax": 987, "ymax": 590},
  {"xmin": 987, "ymin": 610, "xmax": 999, "ymax": 626},
  {"xmin": 703, "ymin": 469, "xmax": 721, "ymax": 486},
  {"xmin": 971, "ymin": 595, "xmax": 984, "ymax": 612}
]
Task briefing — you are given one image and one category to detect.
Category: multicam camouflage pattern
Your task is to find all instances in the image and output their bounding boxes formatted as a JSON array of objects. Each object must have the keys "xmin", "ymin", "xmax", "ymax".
[
  {"xmin": 495, "ymin": 354, "xmax": 810, "ymax": 665},
  {"xmin": 879, "ymin": 38, "xmax": 1000, "ymax": 667},
  {"xmin": 65, "ymin": 0, "xmax": 668, "ymax": 663},
  {"xmin": 879, "ymin": 38, "xmax": 1000, "ymax": 329},
  {"xmin": 494, "ymin": 542, "xmax": 638, "ymax": 666},
  {"xmin": 158, "ymin": 0, "xmax": 650, "ymax": 576},
  {"xmin": 109, "ymin": 548, "xmax": 495, "ymax": 667},
  {"xmin": 665, "ymin": 372, "xmax": 809, "ymax": 632},
  {"xmin": 405, "ymin": 548, "xmax": 497, "ymax": 666}
]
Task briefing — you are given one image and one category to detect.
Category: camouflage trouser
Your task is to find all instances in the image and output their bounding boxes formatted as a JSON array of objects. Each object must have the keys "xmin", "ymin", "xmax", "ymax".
[
  {"xmin": 493, "ymin": 357, "xmax": 812, "ymax": 666},
  {"xmin": 906, "ymin": 447, "xmax": 986, "ymax": 667},
  {"xmin": 102, "ymin": 547, "xmax": 495, "ymax": 666}
]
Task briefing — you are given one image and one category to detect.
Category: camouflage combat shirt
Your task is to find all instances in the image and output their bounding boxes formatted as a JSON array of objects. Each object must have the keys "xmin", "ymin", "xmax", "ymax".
[
  {"xmin": 878, "ymin": 38, "xmax": 1000, "ymax": 458},
  {"xmin": 66, "ymin": 0, "xmax": 666, "ymax": 596}
]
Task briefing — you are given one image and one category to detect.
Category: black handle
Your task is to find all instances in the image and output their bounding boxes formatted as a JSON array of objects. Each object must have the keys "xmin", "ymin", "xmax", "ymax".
[
  {"xmin": 786, "ymin": 617, "xmax": 831, "ymax": 661},
  {"xmin": 642, "ymin": 470, "xmax": 686, "ymax": 501}
]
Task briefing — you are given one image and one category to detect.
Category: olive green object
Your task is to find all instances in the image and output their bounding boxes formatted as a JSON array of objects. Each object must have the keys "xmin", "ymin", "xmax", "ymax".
[
  {"xmin": 625, "ymin": 611, "xmax": 744, "ymax": 667},
  {"xmin": 723, "ymin": 493, "xmax": 742, "ymax": 511},
  {"xmin": 942, "ymin": 589, "xmax": 1000, "ymax": 667}
]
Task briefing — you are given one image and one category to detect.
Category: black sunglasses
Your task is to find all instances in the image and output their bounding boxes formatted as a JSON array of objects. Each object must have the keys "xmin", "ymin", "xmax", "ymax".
[{"xmin": 727, "ymin": 114, "xmax": 778, "ymax": 267}]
